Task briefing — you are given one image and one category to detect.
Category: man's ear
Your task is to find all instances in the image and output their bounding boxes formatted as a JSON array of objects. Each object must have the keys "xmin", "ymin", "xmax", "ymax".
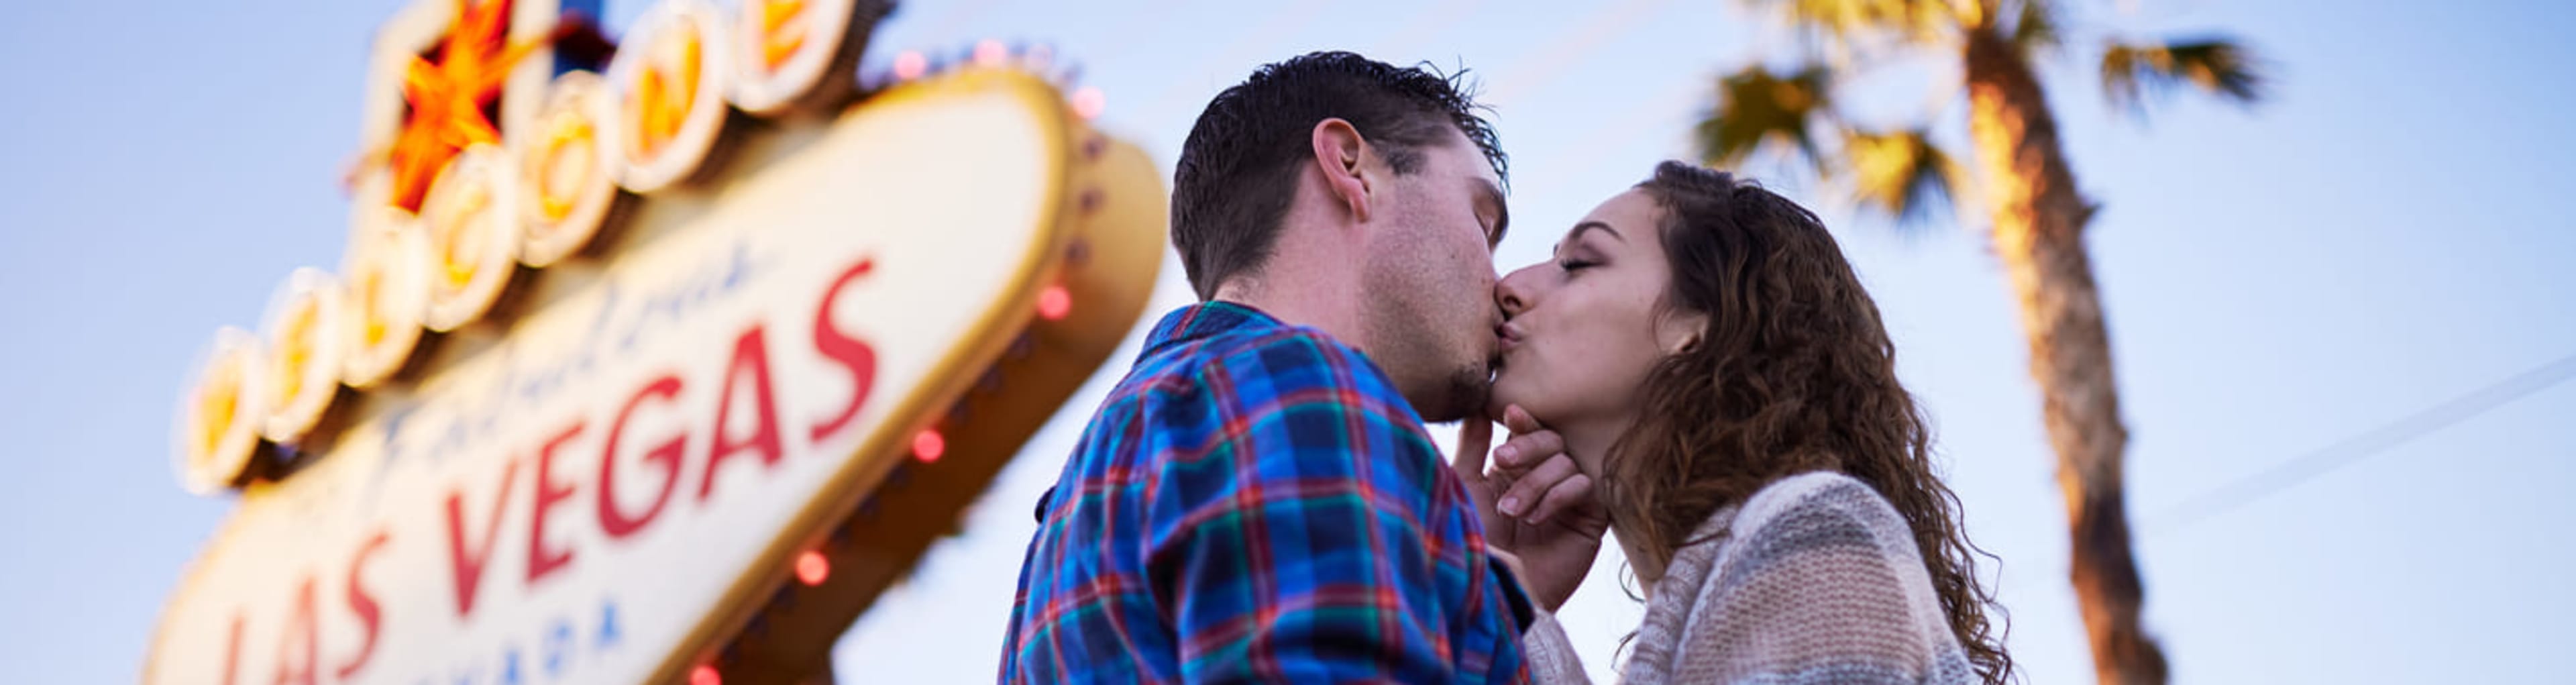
[{"xmin": 1309, "ymin": 118, "xmax": 1373, "ymax": 223}]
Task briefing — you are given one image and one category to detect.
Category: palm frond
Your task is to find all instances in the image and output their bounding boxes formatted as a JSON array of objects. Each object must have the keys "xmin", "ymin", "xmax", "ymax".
[
  {"xmin": 1696, "ymin": 65, "xmax": 1835, "ymax": 168},
  {"xmin": 2008, "ymin": 0, "xmax": 2061, "ymax": 58},
  {"xmin": 1748, "ymin": 0, "xmax": 1960, "ymax": 45},
  {"xmin": 1841, "ymin": 127, "xmax": 1963, "ymax": 225},
  {"xmin": 2101, "ymin": 36, "xmax": 2265, "ymax": 117}
]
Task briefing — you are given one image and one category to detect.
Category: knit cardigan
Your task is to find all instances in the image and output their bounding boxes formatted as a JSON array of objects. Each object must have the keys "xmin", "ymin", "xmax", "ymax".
[{"xmin": 1520, "ymin": 471, "xmax": 1978, "ymax": 684}]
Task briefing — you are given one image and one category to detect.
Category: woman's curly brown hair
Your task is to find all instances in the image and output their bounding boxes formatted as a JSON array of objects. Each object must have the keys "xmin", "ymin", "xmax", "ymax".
[{"xmin": 1603, "ymin": 161, "xmax": 2014, "ymax": 683}]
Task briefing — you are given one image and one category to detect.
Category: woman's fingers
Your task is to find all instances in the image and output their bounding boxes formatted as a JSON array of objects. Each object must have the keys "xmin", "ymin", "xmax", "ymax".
[
  {"xmin": 1501, "ymin": 404, "xmax": 1544, "ymax": 435},
  {"xmin": 1493, "ymin": 403, "xmax": 1564, "ymax": 475},
  {"xmin": 1491, "ymin": 428, "xmax": 1565, "ymax": 474},
  {"xmin": 1497, "ymin": 454, "xmax": 1578, "ymax": 521},
  {"xmin": 1525, "ymin": 472, "xmax": 1593, "ymax": 527}
]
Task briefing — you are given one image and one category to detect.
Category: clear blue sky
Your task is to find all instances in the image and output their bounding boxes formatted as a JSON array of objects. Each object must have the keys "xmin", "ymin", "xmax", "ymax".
[{"xmin": 5, "ymin": 1, "xmax": 2573, "ymax": 682}]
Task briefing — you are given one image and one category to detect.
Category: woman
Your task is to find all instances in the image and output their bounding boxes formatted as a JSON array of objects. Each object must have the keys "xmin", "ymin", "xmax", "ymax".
[{"xmin": 1477, "ymin": 162, "xmax": 2012, "ymax": 684}]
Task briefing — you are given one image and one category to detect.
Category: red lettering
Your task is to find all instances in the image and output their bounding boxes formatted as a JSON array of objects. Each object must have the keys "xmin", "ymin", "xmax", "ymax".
[
  {"xmin": 600, "ymin": 374, "xmax": 686, "ymax": 539},
  {"xmin": 527, "ymin": 421, "xmax": 586, "ymax": 586},
  {"xmin": 445, "ymin": 456, "xmax": 521, "ymax": 619},
  {"xmin": 335, "ymin": 531, "xmax": 392, "ymax": 681},
  {"xmin": 808, "ymin": 258, "xmax": 879, "ymax": 443},
  {"xmin": 699, "ymin": 325, "xmax": 784, "ymax": 502},
  {"xmin": 272, "ymin": 576, "xmax": 319, "ymax": 685}
]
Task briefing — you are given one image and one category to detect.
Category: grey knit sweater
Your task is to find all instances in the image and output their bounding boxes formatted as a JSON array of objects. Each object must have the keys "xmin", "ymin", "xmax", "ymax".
[{"xmin": 1521, "ymin": 471, "xmax": 1978, "ymax": 684}]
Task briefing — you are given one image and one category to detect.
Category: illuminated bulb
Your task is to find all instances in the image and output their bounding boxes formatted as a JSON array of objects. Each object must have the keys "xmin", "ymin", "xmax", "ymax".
[
  {"xmin": 912, "ymin": 429, "xmax": 946, "ymax": 463},
  {"xmin": 690, "ymin": 665, "xmax": 721, "ymax": 685},
  {"xmin": 1070, "ymin": 87, "xmax": 1106, "ymax": 120},
  {"xmin": 892, "ymin": 51, "xmax": 928, "ymax": 80},
  {"xmin": 1036, "ymin": 284, "xmax": 1072, "ymax": 321},
  {"xmin": 973, "ymin": 39, "xmax": 1008, "ymax": 66},
  {"xmin": 795, "ymin": 550, "xmax": 830, "ymax": 586}
]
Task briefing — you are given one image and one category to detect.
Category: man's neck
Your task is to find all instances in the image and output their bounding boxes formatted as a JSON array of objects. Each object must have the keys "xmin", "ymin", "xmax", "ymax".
[{"xmin": 1210, "ymin": 271, "xmax": 1369, "ymax": 357}]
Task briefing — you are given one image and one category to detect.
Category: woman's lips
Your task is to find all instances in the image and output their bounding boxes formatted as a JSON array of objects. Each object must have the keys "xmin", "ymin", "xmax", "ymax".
[{"xmin": 1495, "ymin": 322, "xmax": 1525, "ymax": 352}]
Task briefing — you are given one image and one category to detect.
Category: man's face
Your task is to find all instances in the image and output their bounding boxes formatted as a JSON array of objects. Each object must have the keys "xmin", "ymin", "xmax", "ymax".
[{"xmin": 1360, "ymin": 126, "xmax": 1509, "ymax": 423}]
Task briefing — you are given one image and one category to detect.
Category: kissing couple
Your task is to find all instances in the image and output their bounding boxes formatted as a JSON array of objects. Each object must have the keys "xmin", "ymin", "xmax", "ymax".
[{"xmin": 1002, "ymin": 51, "xmax": 2012, "ymax": 685}]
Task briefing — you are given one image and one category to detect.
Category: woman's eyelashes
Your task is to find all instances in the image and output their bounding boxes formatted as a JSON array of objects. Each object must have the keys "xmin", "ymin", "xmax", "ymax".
[{"xmin": 1556, "ymin": 246, "xmax": 1603, "ymax": 273}]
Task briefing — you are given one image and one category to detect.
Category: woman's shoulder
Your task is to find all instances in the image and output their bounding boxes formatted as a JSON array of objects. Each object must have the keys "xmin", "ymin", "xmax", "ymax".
[
  {"xmin": 1724, "ymin": 471, "xmax": 1921, "ymax": 569},
  {"xmin": 1655, "ymin": 472, "xmax": 1970, "ymax": 683}
]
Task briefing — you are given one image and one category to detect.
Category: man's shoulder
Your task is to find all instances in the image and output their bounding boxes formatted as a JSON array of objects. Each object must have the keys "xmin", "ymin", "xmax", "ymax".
[
  {"xmin": 1084, "ymin": 315, "xmax": 1442, "ymax": 500},
  {"xmin": 1132, "ymin": 320, "xmax": 1405, "ymax": 410}
]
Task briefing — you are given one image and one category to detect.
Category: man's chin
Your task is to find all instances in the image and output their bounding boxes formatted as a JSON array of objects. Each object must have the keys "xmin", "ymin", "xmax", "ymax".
[{"xmin": 1415, "ymin": 366, "xmax": 1492, "ymax": 423}]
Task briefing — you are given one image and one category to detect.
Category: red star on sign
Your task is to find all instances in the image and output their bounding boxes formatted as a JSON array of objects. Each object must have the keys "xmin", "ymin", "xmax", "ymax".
[{"xmin": 380, "ymin": 0, "xmax": 542, "ymax": 211}]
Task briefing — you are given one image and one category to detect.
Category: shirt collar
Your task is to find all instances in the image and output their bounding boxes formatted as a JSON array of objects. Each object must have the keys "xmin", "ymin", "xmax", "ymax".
[{"xmin": 1139, "ymin": 300, "xmax": 1282, "ymax": 360}]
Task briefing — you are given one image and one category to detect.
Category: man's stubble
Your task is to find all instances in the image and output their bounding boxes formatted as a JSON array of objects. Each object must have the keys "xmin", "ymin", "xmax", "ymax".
[{"xmin": 1360, "ymin": 229, "xmax": 1493, "ymax": 424}]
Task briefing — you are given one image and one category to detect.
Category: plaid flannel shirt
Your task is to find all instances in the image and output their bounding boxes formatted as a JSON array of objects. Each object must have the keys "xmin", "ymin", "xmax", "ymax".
[{"xmin": 1000, "ymin": 302, "xmax": 1532, "ymax": 684}]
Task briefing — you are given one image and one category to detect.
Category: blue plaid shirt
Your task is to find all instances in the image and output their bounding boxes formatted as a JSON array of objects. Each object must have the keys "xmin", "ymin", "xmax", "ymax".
[{"xmin": 1000, "ymin": 302, "xmax": 1532, "ymax": 684}]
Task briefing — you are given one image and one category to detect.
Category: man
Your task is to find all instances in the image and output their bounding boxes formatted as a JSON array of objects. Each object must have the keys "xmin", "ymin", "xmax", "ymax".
[{"xmin": 1000, "ymin": 52, "xmax": 1573, "ymax": 683}]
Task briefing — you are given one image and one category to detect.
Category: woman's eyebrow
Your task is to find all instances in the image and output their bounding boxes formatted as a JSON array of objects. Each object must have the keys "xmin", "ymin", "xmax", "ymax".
[{"xmin": 1569, "ymin": 221, "xmax": 1625, "ymax": 243}]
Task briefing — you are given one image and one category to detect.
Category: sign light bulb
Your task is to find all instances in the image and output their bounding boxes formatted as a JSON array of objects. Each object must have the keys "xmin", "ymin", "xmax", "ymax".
[
  {"xmin": 1037, "ymin": 284, "xmax": 1072, "ymax": 321},
  {"xmin": 795, "ymin": 549, "xmax": 830, "ymax": 586},
  {"xmin": 892, "ymin": 50, "xmax": 927, "ymax": 81},
  {"xmin": 1070, "ymin": 87, "xmax": 1106, "ymax": 121},
  {"xmin": 912, "ymin": 429, "xmax": 945, "ymax": 463}
]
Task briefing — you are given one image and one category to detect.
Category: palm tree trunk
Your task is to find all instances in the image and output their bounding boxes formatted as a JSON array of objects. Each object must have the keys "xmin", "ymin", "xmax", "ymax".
[{"xmin": 1960, "ymin": 25, "xmax": 2170, "ymax": 685}]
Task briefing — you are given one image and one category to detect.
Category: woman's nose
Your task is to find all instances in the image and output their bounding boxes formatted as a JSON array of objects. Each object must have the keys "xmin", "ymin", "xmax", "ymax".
[{"xmin": 1495, "ymin": 266, "xmax": 1534, "ymax": 317}]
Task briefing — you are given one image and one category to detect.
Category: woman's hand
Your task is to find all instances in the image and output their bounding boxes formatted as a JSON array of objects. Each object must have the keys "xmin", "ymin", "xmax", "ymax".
[{"xmin": 1453, "ymin": 405, "xmax": 1610, "ymax": 613}]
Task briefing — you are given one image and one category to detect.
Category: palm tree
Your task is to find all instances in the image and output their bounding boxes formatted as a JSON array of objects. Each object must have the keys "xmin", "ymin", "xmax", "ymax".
[{"xmin": 1693, "ymin": 1, "xmax": 2262, "ymax": 683}]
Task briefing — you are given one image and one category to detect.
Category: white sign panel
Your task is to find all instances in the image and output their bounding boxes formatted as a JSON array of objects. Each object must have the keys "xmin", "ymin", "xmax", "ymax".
[{"xmin": 148, "ymin": 74, "xmax": 1096, "ymax": 685}]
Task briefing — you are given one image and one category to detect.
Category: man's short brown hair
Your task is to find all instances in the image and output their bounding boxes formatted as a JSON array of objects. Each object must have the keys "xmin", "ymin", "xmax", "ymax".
[{"xmin": 1170, "ymin": 51, "xmax": 1507, "ymax": 299}]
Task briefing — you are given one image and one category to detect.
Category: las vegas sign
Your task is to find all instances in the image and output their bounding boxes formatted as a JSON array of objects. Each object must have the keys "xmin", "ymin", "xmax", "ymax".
[{"xmin": 149, "ymin": 1, "xmax": 1165, "ymax": 683}]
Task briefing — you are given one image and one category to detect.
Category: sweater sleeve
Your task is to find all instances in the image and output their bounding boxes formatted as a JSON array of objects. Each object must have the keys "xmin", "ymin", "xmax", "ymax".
[
  {"xmin": 1680, "ymin": 479, "xmax": 1964, "ymax": 684},
  {"xmin": 1520, "ymin": 611, "xmax": 1593, "ymax": 684}
]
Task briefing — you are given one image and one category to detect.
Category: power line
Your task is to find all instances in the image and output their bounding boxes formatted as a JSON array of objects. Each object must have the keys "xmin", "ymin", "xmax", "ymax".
[
  {"xmin": 2147, "ymin": 351, "xmax": 2576, "ymax": 533},
  {"xmin": 1544, "ymin": 75, "xmax": 1707, "ymax": 180},
  {"xmin": 1138, "ymin": 0, "xmax": 1340, "ymax": 117},
  {"xmin": 1132, "ymin": 0, "xmax": 1674, "ymax": 139},
  {"xmin": 1481, "ymin": 0, "xmax": 1680, "ymax": 105}
]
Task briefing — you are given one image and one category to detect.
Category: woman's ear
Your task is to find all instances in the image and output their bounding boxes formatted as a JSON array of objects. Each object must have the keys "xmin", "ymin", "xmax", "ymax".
[
  {"xmin": 1659, "ymin": 310, "xmax": 1710, "ymax": 356},
  {"xmin": 1309, "ymin": 118, "xmax": 1373, "ymax": 223}
]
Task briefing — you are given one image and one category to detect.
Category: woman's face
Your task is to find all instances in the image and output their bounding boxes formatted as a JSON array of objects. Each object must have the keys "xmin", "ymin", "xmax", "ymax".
[{"xmin": 1491, "ymin": 189, "xmax": 1705, "ymax": 473}]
